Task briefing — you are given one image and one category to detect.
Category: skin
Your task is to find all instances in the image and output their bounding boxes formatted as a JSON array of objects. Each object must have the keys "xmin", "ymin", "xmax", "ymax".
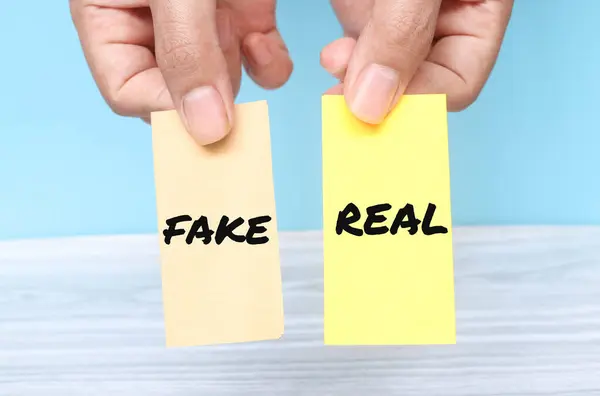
[
  {"xmin": 70, "ymin": 0, "xmax": 513, "ymax": 145},
  {"xmin": 322, "ymin": 0, "xmax": 514, "ymax": 122}
]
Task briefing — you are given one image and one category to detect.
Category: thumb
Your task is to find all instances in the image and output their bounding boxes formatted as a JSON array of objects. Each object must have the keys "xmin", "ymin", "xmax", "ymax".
[
  {"xmin": 343, "ymin": 0, "xmax": 441, "ymax": 124},
  {"xmin": 150, "ymin": 0, "xmax": 235, "ymax": 145}
]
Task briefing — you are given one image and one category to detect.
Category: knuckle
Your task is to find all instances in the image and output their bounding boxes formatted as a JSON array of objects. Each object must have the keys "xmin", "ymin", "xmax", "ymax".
[
  {"xmin": 102, "ymin": 84, "xmax": 136, "ymax": 117},
  {"xmin": 105, "ymin": 93, "xmax": 130, "ymax": 116},
  {"xmin": 450, "ymin": 85, "xmax": 480, "ymax": 112}
]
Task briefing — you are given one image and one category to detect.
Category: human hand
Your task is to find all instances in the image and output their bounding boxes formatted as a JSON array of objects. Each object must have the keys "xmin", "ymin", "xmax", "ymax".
[
  {"xmin": 321, "ymin": 0, "xmax": 513, "ymax": 124},
  {"xmin": 70, "ymin": 0, "xmax": 292, "ymax": 145}
]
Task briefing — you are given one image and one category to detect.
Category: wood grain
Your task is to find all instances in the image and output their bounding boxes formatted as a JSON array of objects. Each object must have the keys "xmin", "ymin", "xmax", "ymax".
[{"xmin": 1, "ymin": 227, "xmax": 600, "ymax": 395}]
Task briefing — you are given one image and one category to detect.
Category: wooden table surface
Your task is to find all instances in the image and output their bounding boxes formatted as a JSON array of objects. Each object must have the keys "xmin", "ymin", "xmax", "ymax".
[{"xmin": 1, "ymin": 227, "xmax": 600, "ymax": 395}]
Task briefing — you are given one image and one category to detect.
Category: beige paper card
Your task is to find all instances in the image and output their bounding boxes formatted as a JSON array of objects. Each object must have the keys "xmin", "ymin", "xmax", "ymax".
[{"xmin": 152, "ymin": 101, "xmax": 284, "ymax": 347}]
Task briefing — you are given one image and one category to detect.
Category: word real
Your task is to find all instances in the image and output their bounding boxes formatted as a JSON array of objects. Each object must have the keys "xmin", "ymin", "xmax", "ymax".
[
  {"xmin": 163, "ymin": 214, "xmax": 272, "ymax": 245},
  {"xmin": 336, "ymin": 203, "xmax": 448, "ymax": 236}
]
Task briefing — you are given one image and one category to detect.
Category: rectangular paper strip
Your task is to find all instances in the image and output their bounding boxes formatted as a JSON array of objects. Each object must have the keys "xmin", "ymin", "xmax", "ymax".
[
  {"xmin": 322, "ymin": 94, "xmax": 456, "ymax": 345},
  {"xmin": 152, "ymin": 101, "xmax": 284, "ymax": 347}
]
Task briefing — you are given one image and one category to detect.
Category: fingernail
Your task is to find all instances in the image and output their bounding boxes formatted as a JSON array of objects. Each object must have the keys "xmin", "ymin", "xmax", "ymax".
[
  {"xmin": 247, "ymin": 39, "xmax": 273, "ymax": 67},
  {"xmin": 181, "ymin": 86, "xmax": 230, "ymax": 145},
  {"xmin": 348, "ymin": 64, "xmax": 400, "ymax": 124}
]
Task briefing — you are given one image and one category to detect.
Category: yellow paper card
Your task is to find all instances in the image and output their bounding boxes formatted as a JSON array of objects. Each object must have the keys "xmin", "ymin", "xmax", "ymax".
[
  {"xmin": 322, "ymin": 94, "xmax": 456, "ymax": 345},
  {"xmin": 152, "ymin": 101, "xmax": 284, "ymax": 347}
]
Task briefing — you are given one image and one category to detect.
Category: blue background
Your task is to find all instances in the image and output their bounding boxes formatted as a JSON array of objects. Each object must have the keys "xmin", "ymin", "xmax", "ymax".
[{"xmin": 1, "ymin": 1, "xmax": 598, "ymax": 240}]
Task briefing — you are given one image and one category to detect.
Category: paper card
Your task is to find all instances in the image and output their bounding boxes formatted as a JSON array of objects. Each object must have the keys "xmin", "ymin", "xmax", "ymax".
[
  {"xmin": 322, "ymin": 94, "xmax": 456, "ymax": 345},
  {"xmin": 151, "ymin": 101, "xmax": 284, "ymax": 347}
]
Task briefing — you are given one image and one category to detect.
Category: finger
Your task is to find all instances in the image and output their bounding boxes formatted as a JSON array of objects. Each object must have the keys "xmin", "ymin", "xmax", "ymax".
[
  {"xmin": 150, "ymin": 0, "xmax": 234, "ymax": 145},
  {"xmin": 71, "ymin": 4, "xmax": 173, "ymax": 117},
  {"xmin": 95, "ymin": 47, "xmax": 173, "ymax": 116},
  {"xmin": 216, "ymin": 10, "xmax": 243, "ymax": 96},
  {"xmin": 343, "ymin": 0, "xmax": 442, "ymax": 124},
  {"xmin": 407, "ymin": 0, "xmax": 513, "ymax": 111},
  {"xmin": 406, "ymin": 36, "xmax": 489, "ymax": 111},
  {"xmin": 242, "ymin": 29, "xmax": 293, "ymax": 89},
  {"xmin": 320, "ymin": 37, "xmax": 356, "ymax": 81}
]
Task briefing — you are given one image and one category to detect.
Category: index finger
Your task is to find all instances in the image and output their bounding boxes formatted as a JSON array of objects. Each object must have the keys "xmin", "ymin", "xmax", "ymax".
[
  {"xmin": 70, "ymin": 2, "xmax": 173, "ymax": 117},
  {"xmin": 406, "ymin": 0, "xmax": 513, "ymax": 111}
]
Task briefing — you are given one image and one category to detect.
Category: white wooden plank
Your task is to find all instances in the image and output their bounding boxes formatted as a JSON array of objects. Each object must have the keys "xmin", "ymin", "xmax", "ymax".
[{"xmin": 1, "ymin": 227, "xmax": 599, "ymax": 395}]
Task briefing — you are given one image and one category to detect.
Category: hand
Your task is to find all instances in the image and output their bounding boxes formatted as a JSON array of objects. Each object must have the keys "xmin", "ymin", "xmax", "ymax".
[
  {"xmin": 321, "ymin": 0, "xmax": 513, "ymax": 124},
  {"xmin": 70, "ymin": 0, "xmax": 292, "ymax": 145}
]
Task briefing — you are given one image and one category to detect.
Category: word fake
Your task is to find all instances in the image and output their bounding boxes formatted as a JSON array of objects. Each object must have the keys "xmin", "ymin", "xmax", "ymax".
[{"xmin": 163, "ymin": 214, "xmax": 272, "ymax": 245}]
